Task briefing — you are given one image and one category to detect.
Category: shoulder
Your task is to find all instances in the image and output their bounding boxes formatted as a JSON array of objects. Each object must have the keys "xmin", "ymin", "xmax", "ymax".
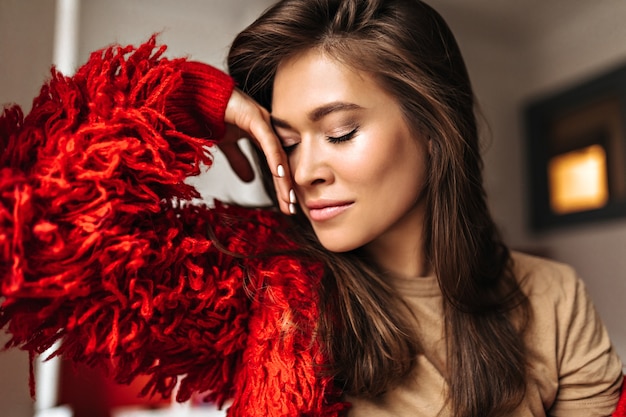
[
  {"xmin": 509, "ymin": 250, "xmax": 598, "ymax": 340},
  {"xmin": 510, "ymin": 251, "xmax": 581, "ymax": 304},
  {"xmin": 511, "ymin": 251, "xmax": 624, "ymax": 415}
]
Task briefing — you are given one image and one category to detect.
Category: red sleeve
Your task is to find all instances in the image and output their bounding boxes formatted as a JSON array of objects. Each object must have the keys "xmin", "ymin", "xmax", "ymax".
[
  {"xmin": 0, "ymin": 36, "xmax": 242, "ymax": 405},
  {"xmin": 614, "ymin": 379, "xmax": 626, "ymax": 417},
  {"xmin": 0, "ymin": 36, "xmax": 352, "ymax": 416},
  {"xmin": 166, "ymin": 60, "xmax": 235, "ymax": 140}
]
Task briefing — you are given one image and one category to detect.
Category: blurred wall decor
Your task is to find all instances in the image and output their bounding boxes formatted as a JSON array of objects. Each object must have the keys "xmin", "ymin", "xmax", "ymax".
[{"xmin": 525, "ymin": 62, "xmax": 626, "ymax": 231}]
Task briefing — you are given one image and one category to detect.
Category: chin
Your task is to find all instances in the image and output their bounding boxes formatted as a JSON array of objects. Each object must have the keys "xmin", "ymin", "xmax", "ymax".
[
  {"xmin": 308, "ymin": 222, "xmax": 370, "ymax": 253},
  {"xmin": 316, "ymin": 234, "xmax": 363, "ymax": 254},
  {"xmin": 320, "ymin": 243, "xmax": 353, "ymax": 253}
]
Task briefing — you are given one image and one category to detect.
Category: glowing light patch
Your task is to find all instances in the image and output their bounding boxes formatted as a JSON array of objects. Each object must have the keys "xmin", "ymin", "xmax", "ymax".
[{"xmin": 548, "ymin": 144, "xmax": 609, "ymax": 214}]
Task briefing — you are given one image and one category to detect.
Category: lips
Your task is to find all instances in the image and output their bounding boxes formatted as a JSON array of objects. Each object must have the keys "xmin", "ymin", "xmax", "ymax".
[{"xmin": 305, "ymin": 200, "xmax": 354, "ymax": 222}]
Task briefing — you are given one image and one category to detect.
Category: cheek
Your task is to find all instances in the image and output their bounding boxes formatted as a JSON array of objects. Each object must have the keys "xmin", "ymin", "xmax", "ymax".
[
  {"xmin": 352, "ymin": 135, "xmax": 425, "ymax": 185},
  {"xmin": 335, "ymin": 134, "xmax": 398, "ymax": 180},
  {"xmin": 374, "ymin": 143, "xmax": 429, "ymax": 209}
]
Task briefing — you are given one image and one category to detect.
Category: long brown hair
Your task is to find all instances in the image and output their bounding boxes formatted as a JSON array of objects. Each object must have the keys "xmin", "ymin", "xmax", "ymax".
[{"xmin": 228, "ymin": 0, "xmax": 530, "ymax": 415}]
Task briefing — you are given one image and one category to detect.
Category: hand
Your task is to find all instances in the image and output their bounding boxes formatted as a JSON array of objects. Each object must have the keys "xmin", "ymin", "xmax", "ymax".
[{"xmin": 221, "ymin": 89, "xmax": 294, "ymax": 215}]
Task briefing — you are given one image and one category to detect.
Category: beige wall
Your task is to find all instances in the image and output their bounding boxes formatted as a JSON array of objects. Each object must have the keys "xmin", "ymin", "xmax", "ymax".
[{"xmin": 0, "ymin": 0, "xmax": 55, "ymax": 109}]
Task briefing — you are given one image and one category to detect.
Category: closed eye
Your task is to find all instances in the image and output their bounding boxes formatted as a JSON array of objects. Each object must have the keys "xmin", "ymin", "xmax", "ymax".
[
  {"xmin": 327, "ymin": 127, "xmax": 358, "ymax": 144},
  {"xmin": 282, "ymin": 142, "xmax": 298, "ymax": 154}
]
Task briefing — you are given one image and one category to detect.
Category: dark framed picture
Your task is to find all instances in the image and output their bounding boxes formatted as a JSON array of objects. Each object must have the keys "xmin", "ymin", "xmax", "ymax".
[{"xmin": 524, "ymin": 63, "xmax": 626, "ymax": 232}]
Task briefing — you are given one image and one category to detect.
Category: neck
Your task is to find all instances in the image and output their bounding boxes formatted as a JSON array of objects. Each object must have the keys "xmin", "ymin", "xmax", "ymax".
[{"xmin": 364, "ymin": 206, "xmax": 430, "ymax": 279}]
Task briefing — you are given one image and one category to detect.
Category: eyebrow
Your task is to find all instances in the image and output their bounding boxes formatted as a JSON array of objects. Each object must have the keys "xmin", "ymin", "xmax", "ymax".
[{"xmin": 271, "ymin": 101, "xmax": 363, "ymax": 129}]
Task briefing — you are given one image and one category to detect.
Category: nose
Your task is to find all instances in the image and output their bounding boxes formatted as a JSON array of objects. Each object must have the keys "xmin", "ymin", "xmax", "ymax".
[{"xmin": 291, "ymin": 136, "xmax": 333, "ymax": 187}]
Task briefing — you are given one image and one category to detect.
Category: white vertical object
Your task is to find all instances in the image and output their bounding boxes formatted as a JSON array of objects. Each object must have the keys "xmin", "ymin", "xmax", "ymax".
[
  {"xmin": 34, "ymin": 342, "xmax": 62, "ymax": 412},
  {"xmin": 53, "ymin": 0, "xmax": 81, "ymax": 75},
  {"xmin": 35, "ymin": 2, "xmax": 81, "ymax": 414}
]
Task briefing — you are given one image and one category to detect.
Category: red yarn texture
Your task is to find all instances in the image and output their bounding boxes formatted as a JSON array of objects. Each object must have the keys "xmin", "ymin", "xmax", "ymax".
[
  {"xmin": 0, "ymin": 37, "xmax": 347, "ymax": 416},
  {"xmin": 614, "ymin": 379, "xmax": 626, "ymax": 417}
]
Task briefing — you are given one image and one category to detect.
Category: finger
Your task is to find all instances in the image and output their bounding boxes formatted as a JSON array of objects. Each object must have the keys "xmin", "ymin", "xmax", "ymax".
[
  {"xmin": 226, "ymin": 90, "xmax": 294, "ymax": 214},
  {"xmin": 273, "ymin": 175, "xmax": 297, "ymax": 216},
  {"xmin": 245, "ymin": 110, "xmax": 294, "ymax": 215}
]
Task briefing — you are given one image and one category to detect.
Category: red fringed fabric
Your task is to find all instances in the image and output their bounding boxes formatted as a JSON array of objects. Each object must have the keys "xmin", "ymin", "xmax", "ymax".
[
  {"xmin": 614, "ymin": 379, "xmax": 626, "ymax": 417},
  {"xmin": 0, "ymin": 37, "xmax": 347, "ymax": 416}
]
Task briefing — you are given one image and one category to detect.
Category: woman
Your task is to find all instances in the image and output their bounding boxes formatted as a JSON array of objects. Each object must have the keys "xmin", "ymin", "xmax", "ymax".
[
  {"xmin": 227, "ymin": 0, "xmax": 624, "ymax": 415},
  {"xmin": 0, "ymin": 0, "xmax": 623, "ymax": 416}
]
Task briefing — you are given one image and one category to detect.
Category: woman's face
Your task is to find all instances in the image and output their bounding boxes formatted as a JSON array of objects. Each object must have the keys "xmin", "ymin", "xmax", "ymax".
[{"xmin": 271, "ymin": 49, "xmax": 430, "ymax": 256}]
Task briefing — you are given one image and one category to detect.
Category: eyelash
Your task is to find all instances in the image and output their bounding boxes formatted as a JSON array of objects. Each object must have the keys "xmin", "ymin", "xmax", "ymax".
[
  {"xmin": 282, "ymin": 143, "xmax": 298, "ymax": 153},
  {"xmin": 281, "ymin": 127, "xmax": 359, "ymax": 153},
  {"xmin": 327, "ymin": 127, "xmax": 358, "ymax": 144}
]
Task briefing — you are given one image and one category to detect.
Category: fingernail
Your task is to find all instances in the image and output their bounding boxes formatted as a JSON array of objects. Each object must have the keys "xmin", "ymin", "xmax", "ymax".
[
  {"xmin": 289, "ymin": 189, "xmax": 297, "ymax": 204},
  {"xmin": 289, "ymin": 203, "xmax": 296, "ymax": 215},
  {"xmin": 277, "ymin": 164, "xmax": 285, "ymax": 178}
]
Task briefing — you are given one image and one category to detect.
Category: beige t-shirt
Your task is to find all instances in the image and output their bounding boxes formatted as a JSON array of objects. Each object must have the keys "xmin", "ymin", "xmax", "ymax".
[{"xmin": 346, "ymin": 252, "xmax": 623, "ymax": 417}]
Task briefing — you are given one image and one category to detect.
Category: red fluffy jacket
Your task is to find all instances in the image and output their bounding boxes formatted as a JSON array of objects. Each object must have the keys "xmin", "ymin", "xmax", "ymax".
[{"xmin": 0, "ymin": 38, "xmax": 624, "ymax": 417}]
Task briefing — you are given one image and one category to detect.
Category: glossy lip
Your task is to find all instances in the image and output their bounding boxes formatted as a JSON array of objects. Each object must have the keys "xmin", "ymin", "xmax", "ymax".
[{"xmin": 305, "ymin": 199, "xmax": 354, "ymax": 222}]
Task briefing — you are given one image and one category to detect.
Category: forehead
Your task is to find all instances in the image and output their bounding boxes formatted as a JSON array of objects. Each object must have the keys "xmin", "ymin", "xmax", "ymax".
[{"xmin": 272, "ymin": 48, "xmax": 394, "ymax": 115}]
